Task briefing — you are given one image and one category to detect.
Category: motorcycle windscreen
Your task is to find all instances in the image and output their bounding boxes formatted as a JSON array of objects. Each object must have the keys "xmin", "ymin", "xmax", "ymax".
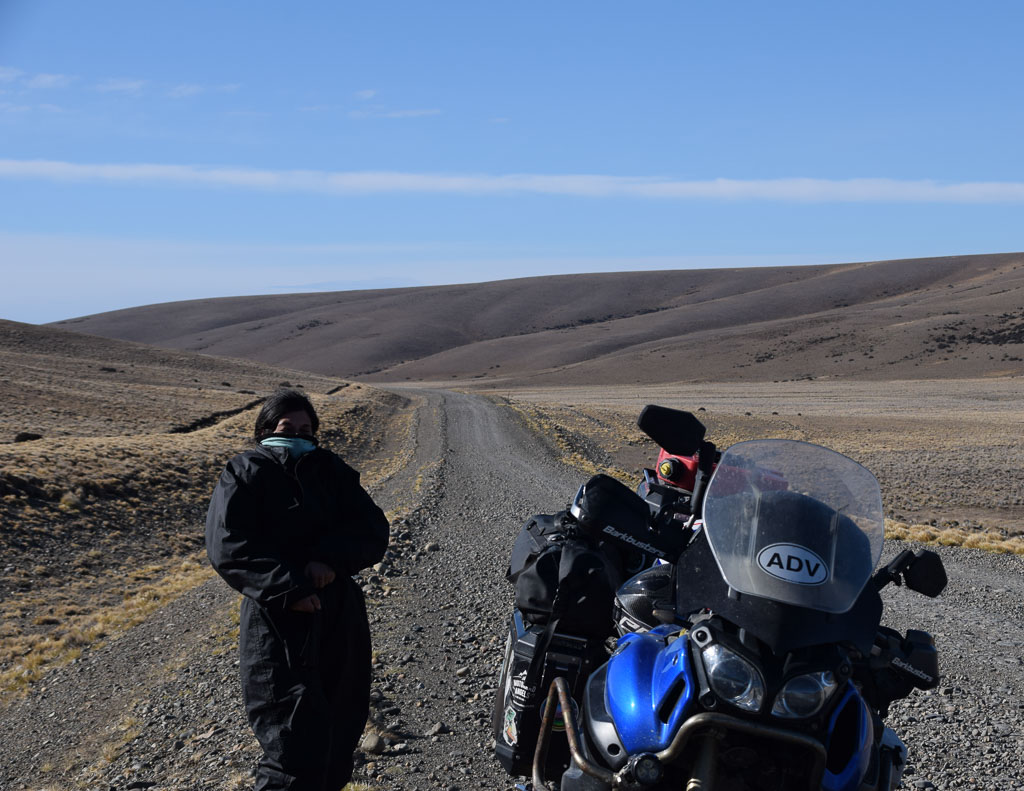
[{"xmin": 702, "ymin": 440, "xmax": 884, "ymax": 614}]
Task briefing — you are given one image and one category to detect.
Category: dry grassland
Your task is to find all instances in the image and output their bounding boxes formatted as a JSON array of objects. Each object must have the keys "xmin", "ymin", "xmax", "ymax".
[
  {"xmin": 493, "ymin": 378, "xmax": 1024, "ymax": 553},
  {"xmin": 0, "ymin": 319, "xmax": 349, "ymax": 440},
  {"xmin": 0, "ymin": 383, "xmax": 410, "ymax": 698}
]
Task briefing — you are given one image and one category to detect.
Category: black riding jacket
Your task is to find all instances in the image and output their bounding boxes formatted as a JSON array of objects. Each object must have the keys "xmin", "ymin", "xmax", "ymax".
[{"xmin": 205, "ymin": 444, "xmax": 389, "ymax": 610}]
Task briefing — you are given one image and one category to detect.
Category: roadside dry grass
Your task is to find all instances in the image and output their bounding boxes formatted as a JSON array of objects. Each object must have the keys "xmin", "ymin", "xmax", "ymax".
[
  {"xmin": 497, "ymin": 387, "xmax": 1024, "ymax": 555},
  {"xmin": 0, "ymin": 384, "xmax": 411, "ymax": 700},
  {"xmin": 885, "ymin": 522, "xmax": 1024, "ymax": 553},
  {"xmin": 0, "ymin": 554, "xmax": 210, "ymax": 694},
  {"xmin": 496, "ymin": 398, "xmax": 636, "ymax": 481}
]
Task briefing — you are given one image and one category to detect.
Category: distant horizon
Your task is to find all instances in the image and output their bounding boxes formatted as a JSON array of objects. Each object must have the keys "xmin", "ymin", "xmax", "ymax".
[
  {"xmin": 26, "ymin": 251, "xmax": 839, "ymax": 324},
  {"xmin": 15, "ymin": 250, "xmax": 1019, "ymax": 326}
]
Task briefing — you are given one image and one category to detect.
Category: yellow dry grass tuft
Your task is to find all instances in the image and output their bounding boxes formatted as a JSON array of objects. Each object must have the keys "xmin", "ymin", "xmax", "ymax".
[
  {"xmin": 885, "ymin": 520, "xmax": 1024, "ymax": 554},
  {"xmin": 225, "ymin": 771, "xmax": 253, "ymax": 791},
  {"xmin": 98, "ymin": 715, "xmax": 143, "ymax": 764},
  {"xmin": 0, "ymin": 553, "xmax": 213, "ymax": 695}
]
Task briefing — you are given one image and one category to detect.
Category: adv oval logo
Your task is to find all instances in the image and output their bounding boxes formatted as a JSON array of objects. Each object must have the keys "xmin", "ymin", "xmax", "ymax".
[{"xmin": 756, "ymin": 543, "xmax": 829, "ymax": 586}]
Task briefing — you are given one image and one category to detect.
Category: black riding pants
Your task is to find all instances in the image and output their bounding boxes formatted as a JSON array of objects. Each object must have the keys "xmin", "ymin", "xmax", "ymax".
[{"xmin": 239, "ymin": 581, "xmax": 371, "ymax": 791}]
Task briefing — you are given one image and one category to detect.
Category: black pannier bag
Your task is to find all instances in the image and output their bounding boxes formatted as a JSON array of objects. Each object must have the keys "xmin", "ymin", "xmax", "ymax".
[
  {"xmin": 494, "ymin": 509, "xmax": 624, "ymax": 777},
  {"xmin": 507, "ymin": 510, "xmax": 622, "ymax": 637}
]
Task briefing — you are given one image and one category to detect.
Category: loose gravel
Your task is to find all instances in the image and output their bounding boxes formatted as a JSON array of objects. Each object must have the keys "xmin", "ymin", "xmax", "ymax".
[{"xmin": 1, "ymin": 390, "xmax": 1022, "ymax": 790}]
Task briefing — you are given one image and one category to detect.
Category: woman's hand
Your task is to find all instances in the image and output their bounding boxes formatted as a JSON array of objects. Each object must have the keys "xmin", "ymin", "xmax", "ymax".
[
  {"xmin": 288, "ymin": 593, "xmax": 322, "ymax": 612},
  {"xmin": 305, "ymin": 561, "xmax": 336, "ymax": 589}
]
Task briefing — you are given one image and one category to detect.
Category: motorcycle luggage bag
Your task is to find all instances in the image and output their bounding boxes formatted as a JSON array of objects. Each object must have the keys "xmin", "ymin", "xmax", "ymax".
[
  {"xmin": 492, "ymin": 608, "xmax": 607, "ymax": 778},
  {"xmin": 506, "ymin": 511, "xmax": 566, "ymax": 584},
  {"xmin": 507, "ymin": 511, "xmax": 621, "ymax": 638}
]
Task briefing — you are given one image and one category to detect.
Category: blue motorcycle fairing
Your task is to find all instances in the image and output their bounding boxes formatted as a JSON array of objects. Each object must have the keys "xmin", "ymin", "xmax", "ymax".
[
  {"xmin": 606, "ymin": 626, "xmax": 696, "ymax": 754},
  {"xmin": 601, "ymin": 636, "xmax": 876, "ymax": 790},
  {"xmin": 822, "ymin": 683, "xmax": 875, "ymax": 791}
]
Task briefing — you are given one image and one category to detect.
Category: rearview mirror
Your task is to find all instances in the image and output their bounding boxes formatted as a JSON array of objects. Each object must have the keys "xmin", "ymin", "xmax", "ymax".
[
  {"xmin": 637, "ymin": 405, "xmax": 706, "ymax": 456},
  {"xmin": 903, "ymin": 549, "xmax": 947, "ymax": 598}
]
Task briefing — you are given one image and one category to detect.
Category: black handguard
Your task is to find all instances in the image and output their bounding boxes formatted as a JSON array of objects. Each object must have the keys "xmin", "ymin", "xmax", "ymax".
[
  {"xmin": 572, "ymin": 474, "xmax": 689, "ymax": 562},
  {"xmin": 893, "ymin": 629, "xmax": 940, "ymax": 690},
  {"xmin": 861, "ymin": 626, "xmax": 939, "ymax": 715}
]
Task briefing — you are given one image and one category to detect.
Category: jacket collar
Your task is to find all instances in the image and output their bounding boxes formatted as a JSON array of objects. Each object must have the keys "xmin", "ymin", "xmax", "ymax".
[{"xmin": 254, "ymin": 442, "xmax": 325, "ymax": 468}]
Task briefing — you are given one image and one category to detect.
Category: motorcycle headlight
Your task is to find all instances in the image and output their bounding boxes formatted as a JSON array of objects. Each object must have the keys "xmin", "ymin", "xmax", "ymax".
[
  {"xmin": 771, "ymin": 671, "xmax": 838, "ymax": 719},
  {"xmin": 702, "ymin": 644, "xmax": 765, "ymax": 712}
]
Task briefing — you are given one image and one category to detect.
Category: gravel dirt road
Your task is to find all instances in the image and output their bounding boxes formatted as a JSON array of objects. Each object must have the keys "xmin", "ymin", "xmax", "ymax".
[{"xmin": 2, "ymin": 390, "xmax": 1023, "ymax": 790}]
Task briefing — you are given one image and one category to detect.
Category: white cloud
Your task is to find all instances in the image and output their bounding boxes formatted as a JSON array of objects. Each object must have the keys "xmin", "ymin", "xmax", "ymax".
[
  {"xmin": 0, "ymin": 68, "xmax": 74, "ymax": 91},
  {"xmin": 0, "ymin": 99, "xmax": 64, "ymax": 114},
  {"xmin": 1, "ymin": 68, "xmax": 238, "ymax": 101},
  {"xmin": 354, "ymin": 89, "xmax": 376, "ymax": 100},
  {"xmin": 2, "ymin": 158, "xmax": 1024, "ymax": 204},
  {"xmin": 168, "ymin": 83, "xmax": 203, "ymax": 98},
  {"xmin": 224, "ymin": 109, "xmax": 271, "ymax": 119},
  {"xmin": 94, "ymin": 78, "xmax": 147, "ymax": 95},
  {"xmin": 349, "ymin": 106, "xmax": 441, "ymax": 120},
  {"xmin": 167, "ymin": 82, "xmax": 240, "ymax": 98},
  {"xmin": 25, "ymin": 73, "xmax": 74, "ymax": 89},
  {"xmin": 381, "ymin": 108, "xmax": 441, "ymax": 118}
]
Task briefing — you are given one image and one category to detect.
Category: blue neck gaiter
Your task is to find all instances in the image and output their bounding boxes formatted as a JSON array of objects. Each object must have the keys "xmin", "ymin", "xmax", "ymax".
[{"xmin": 260, "ymin": 435, "xmax": 317, "ymax": 459}]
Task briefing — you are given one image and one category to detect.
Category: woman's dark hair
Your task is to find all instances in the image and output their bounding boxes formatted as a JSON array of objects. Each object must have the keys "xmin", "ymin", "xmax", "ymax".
[{"xmin": 253, "ymin": 389, "xmax": 320, "ymax": 439}]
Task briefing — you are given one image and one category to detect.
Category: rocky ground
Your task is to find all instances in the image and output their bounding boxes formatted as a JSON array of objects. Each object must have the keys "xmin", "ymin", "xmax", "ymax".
[
  {"xmin": 2, "ymin": 389, "xmax": 1023, "ymax": 790},
  {"xmin": 879, "ymin": 544, "xmax": 1024, "ymax": 790}
]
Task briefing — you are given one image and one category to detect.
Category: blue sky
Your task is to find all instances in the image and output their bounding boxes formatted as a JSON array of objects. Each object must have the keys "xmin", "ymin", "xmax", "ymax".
[{"xmin": 1, "ymin": 1, "xmax": 1022, "ymax": 323}]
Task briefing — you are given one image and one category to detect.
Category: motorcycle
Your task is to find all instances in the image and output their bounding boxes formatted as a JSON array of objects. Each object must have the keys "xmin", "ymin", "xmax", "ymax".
[{"xmin": 497, "ymin": 405, "xmax": 946, "ymax": 791}]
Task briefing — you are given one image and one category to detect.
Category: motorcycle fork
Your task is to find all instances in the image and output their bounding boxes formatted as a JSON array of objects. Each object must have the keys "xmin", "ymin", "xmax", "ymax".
[{"xmin": 684, "ymin": 732, "xmax": 718, "ymax": 790}]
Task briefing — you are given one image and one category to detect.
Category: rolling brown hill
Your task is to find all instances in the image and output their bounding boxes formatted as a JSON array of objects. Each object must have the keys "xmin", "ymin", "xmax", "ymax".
[
  {"xmin": 50, "ymin": 253, "xmax": 1024, "ymax": 385},
  {"xmin": 0, "ymin": 318, "xmax": 347, "ymax": 440}
]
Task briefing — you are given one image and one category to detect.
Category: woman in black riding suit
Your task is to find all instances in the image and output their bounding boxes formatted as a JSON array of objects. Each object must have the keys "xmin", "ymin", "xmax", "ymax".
[{"xmin": 206, "ymin": 389, "xmax": 389, "ymax": 791}]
